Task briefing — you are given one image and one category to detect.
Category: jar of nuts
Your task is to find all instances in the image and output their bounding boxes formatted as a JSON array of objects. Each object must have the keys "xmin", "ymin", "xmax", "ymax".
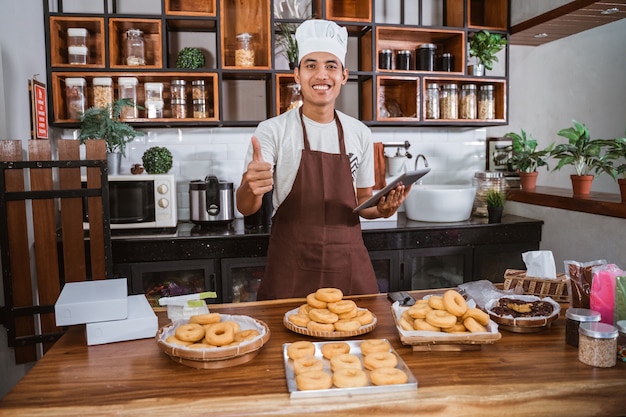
[
  {"xmin": 235, "ymin": 33, "xmax": 255, "ymax": 67},
  {"xmin": 478, "ymin": 84, "xmax": 495, "ymax": 119},
  {"xmin": 92, "ymin": 77, "xmax": 113, "ymax": 111},
  {"xmin": 460, "ymin": 84, "xmax": 477, "ymax": 119},
  {"xmin": 578, "ymin": 322, "xmax": 618, "ymax": 368},
  {"xmin": 440, "ymin": 83, "xmax": 458, "ymax": 119}
]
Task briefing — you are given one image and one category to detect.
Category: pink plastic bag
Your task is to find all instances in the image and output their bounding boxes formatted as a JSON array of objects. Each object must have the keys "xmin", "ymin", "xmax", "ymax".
[{"xmin": 590, "ymin": 264, "xmax": 624, "ymax": 325}]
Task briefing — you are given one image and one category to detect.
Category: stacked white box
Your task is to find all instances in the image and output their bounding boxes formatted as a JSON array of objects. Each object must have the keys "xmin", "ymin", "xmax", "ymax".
[{"xmin": 55, "ymin": 278, "xmax": 128, "ymax": 326}]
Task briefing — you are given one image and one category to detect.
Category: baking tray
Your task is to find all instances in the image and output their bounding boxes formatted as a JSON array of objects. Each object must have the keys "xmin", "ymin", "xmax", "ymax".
[
  {"xmin": 283, "ymin": 308, "xmax": 377, "ymax": 339},
  {"xmin": 282, "ymin": 339, "xmax": 417, "ymax": 399}
]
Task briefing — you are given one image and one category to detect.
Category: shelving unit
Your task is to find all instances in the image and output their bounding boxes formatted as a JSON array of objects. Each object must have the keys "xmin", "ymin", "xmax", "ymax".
[{"xmin": 42, "ymin": 0, "xmax": 509, "ymax": 128}]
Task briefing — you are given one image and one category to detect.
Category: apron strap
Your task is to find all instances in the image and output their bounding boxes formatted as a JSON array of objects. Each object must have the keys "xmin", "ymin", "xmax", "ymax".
[{"xmin": 299, "ymin": 107, "xmax": 346, "ymax": 154}]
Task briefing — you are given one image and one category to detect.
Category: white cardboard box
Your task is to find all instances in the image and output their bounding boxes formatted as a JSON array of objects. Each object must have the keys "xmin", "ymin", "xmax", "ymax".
[
  {"xmin": 86, "ymin": 295, "xmax": 158, "ymax": 346},
  {"xmin": 55, "ymin": 278, "xmax": 128, "ymax": 326}
]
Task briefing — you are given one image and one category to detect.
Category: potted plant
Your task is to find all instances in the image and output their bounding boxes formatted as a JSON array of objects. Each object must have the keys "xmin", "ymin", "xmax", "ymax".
[
  {"xmin": 142, "ymin": 146, "xmax": 173, "ymax": 174},
  {"xmin": 468, "ymin": 30, "xmax": 508, "ymax": 76},
  {"xmin": 504, "ymin": 129, "xmax": 554, "ymax": 190},
  {"xmin": 550, "ymin": 120, "xmax": 615, "ymax": 196},
  {"xmin": 78, "ymin": 98, "xmax": 144, "ymax": 175},
  {"xmin": 276, "ymin": 22, "xmax": 299, "ymax": 69},
  {"xmin": 601, "ymin": 134, "xmax": 626, "ymax": 201},
  {"xmin": 176, "ymin": 47, "xmax": 205, "ymax": 69},
  {"xmin": 486, "ymin": 188, "xmax": 505, "ymax": 223}
]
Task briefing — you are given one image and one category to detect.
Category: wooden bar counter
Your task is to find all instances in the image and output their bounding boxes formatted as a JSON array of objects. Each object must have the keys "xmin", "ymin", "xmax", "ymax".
[{"xmin": 1, "ymin": 291, "xmax": 625, "ymax": 417}]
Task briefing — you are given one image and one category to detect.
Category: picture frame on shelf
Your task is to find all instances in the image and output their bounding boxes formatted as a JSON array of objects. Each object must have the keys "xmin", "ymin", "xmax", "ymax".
[{"xmin": 486, "ymin": 137, "xmax": 512, "ymax": 171}]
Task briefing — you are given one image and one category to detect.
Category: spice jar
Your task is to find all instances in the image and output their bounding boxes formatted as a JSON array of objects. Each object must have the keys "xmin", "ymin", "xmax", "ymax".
[
  {"xmin": 92, "ymin": 77, "xmax": 113, "ymax": 111},
  {"xmin": 191, "ymin": 80, "xmax": 206, "ymax": 100},
  {"xmin": 415, "ymin": 43, "xmax": 436, "ymax": 71},
  {"xmin": 425, "ymin": 83, "xmax": 440, "ymax": 120},
  {"xmin": 478, "ymin": 84, "xmax": 495, "ymax": 119},
  {"xmin": 235, "ymin": 33, "xmax": 255, "ymax": 67},
  {"xmin": 171, "ymin": 98, "xmax": 187, "ymax": 119},
  {"xmin": 472, "ymin": 171, "xmax": 506, "ymax": 217},
  {"xmin": 124, "ymin": 29, "xmax": 145, "ymax": 66},
  {"xmin": 460, "ymin": 84, "xmax": 477, "ymax": 119},
  {"xmin": 565, "ymin": 308, "xmax": 601, "ymax": 347},
  {"xmin": 67, "ymin": 28, "xmax": 88, "ymax": 65},
  {"xmin": 378, "ymin": 49, "xmax": 392, "ymax": 70},
  {"xmin": 617, "ymin": 320, "xmax": 626, "ymax": 362},
  {"xmin": 117, "ymin": 77, "xmax": 138, "ymax": 119},
  {"xmin": 170, "ymin": 79, "xmax": 186, "ymax": 100},
  {"xmin": 144, "ymin": 82, "xmax": 164, "ymax": 118},
  {"xmin": 65, "ymin": 77, "xmax": 86, "ymax": 119},
  {"xmin": 436, "ymin": 52, "xmax": 453, "ymax": 72},
  {"xmin": 440, "ymin": 83, "xmax": 458, "ymax": 119},
  {"xmin": 578, "ymin": 322, "xmax": 618, "ymax": 368},
  {"xmin": 395, "ymin": 50, "xmax": 412, "ymax": 71},
  {"xmin": 286, "ymin": 83, "xmax": 303, "ymax": 111},
  {"xmin": 193, "ymin": 99, "xmax": 207, "ymax": 118}
]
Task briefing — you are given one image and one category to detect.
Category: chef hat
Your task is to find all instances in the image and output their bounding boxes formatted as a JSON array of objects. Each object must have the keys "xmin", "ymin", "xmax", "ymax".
[{"xmin": 296, "ymin": 19, "xmax": 348, "ymax": 66}]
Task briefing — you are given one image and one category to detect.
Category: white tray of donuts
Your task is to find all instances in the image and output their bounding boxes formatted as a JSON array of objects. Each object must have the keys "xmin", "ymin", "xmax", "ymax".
[
  {"xmin": 391, "ymin": 289, "xmax": 501, "ymax": 350},
  {"xmin": 156, "ymin": 312, "xmax": 270, "ymax": 369},
  {"xmin": 283, "ymin": 288, "xmax": 377, "ymax": 339}
]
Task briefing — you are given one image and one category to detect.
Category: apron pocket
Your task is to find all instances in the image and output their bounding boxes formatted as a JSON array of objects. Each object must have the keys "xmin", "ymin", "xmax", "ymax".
[{"xmin": 296, "ymin": 225, "xmax": 350, "ymax": 273}]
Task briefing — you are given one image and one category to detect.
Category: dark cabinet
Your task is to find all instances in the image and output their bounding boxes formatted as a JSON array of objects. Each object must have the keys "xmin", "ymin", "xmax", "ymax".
[{"xmin": 220, "ymin": 257, "xmax": 266, "ymax": 303}]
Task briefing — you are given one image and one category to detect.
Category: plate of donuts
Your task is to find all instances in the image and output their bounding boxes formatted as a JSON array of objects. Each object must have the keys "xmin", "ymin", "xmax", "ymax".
[
  {"xmin": 156, "ymin": 312, "xmax": 271, "ymax": 369},
  {"xmin": 283, "ymin": 288, "xmax": 377, "ymax": 339},
  {"xmin": 392, "ymin": 289, "xmax": 501, "ymax": 351},
  {"xmin": 283, "ymin": 339, "xmax": 417, "ymax": 398}
]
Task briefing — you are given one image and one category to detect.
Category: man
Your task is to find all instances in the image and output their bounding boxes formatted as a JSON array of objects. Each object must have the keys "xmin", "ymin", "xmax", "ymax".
[{"xmin": 236, "ymin": 19, "xmax": 408, "ymax": 300}]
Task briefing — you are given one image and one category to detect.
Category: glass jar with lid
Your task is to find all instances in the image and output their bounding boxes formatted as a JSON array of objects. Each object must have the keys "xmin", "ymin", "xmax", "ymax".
[
  {"xmin": 191, "ymin": 80, "xmax": 206, "ymax": 100},
  {"xmin": 193, "ymin": 99, "xmax": 207, "ymax": 118},
  {"xmin": 144, "ymin": 82, "xmax": 164, "ymax": 118},
  {"xmin": 378, "ymin": 49, "xmax": 392, "ymax": 70},
  {"xmin": 171, "ymin": 98, "xmax": 187, "ymax": 119},
  {"xmin": 460, "ymin": 84, "xmax": 477, "ymax": 119},
  {"xmin": 415, "ymin": 43, "xmax": 436, "ymax": 71},
  {"xmin": 65, "ymin": 77, "xmax": 86, "ymax": 119},
  {"xmin": 125, "ymin": 29, "xmax": 145, "ymax": 66},
  {"xmin": 565, "ymin": 308, "xmax": 601, "ymax": 347},
  {"xmin": 395, "ymin": 50, "xmax": 412, "ymax": 71},
  {"xmin": 92, "ymin": 77, "xmax": 113, "ymax": 111},
  {"xmin": 472, "ymin": 171, "xmax": 506, "ymax": 217},
  {"xmin": 286, "ymin": 83, "xmax": 303, "ymax": 111},
  {"xmin": 170, "ymin": 79, "xmax": 186, "ymax": 100},
  {"xmin": 67, "ymin": 28, "xmax": 88, "ymax": 65},
  {"xmin": 478, "ymin": 84, "xmax": 495, "ymax": 119},
  {"xmin": 440, "ymin": 83, "xmax": 458, "ymax": 119},
  {"xmin": 117, "ymin": 77, "xmax": 138, "ymax": 119},
  {"xmin": 235, "ymin": 33, "xmax": 255, "ymax": 67},
  {"xmin": 578, "ymin": 322, "xmax": 618, "ymax": 368},
  {"xmin": 425, "ymin": 83, "xmax": 440, "ymax": 120}
]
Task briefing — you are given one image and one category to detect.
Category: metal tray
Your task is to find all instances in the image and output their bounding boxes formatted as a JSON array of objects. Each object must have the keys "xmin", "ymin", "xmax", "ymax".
[{"xmin": 282, "ymin": 339, "xmax": 418, "ymax": 399}]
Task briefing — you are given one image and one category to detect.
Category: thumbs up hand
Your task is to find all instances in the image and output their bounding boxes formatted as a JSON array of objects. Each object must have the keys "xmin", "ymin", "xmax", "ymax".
[{"xmin": 243, "ymin": 136, "xmax": 273, "ymax": 196}]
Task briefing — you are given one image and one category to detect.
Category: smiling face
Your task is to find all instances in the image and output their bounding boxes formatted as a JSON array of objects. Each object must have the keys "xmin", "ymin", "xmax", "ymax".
[{"xmin": 294, "ymin": 52, "xmax": 348, "ymax": 122}]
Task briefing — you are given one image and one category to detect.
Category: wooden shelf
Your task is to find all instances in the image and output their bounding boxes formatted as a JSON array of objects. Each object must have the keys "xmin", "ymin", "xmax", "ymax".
[
  {"xmin": 166, "ymin": 0, "xmax": 216, "ymax": 16},
  {"xmin": 49, "ymin": 16, "xmax": 105, "ymax": 68},
  {"xmin": 220, "ymin": 0, "xmax": 271, "ymax": 69},
  {"xmin": 446, "ymin": 0, "xmax": 508, "ymax": 30},
  {"xmin": 109, "ymin": 18, "xmax": 163, "ymax": 68}
]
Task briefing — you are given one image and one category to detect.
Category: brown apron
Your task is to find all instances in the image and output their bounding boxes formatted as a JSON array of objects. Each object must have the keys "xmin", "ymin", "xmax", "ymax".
[{"xmin": 257, "ymin": 109, "xmax": 379, "ymax": 300}]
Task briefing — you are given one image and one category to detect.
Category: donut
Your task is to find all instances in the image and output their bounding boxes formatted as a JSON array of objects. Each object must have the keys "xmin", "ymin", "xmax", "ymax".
[
  {"xmin": 360, "ymin": 339, "xmax": 391, "ymax": 355},
  {"xmin": 166, "ymin": 335, "xmax": 192, "ymax": 346},
  {"xmin": 442, "ymin": 323, "xmax": 468, "ymax": 333},
  {"xmin": 222, "ymin": 320, "xmax": 241, "ymax": 334},
  {"xmin": 187, "ymin": 343, "xmax": 213, "ymax": 349},
  {"xmin": 399, "ymin": 315, "xmax": 415, "ymax": 331},
  {"xmin": 293, "ymin": 355, "xmax": 324, "ymax": 375},
  {"xmin": 295, "ymin": 370, "xmax": 332, "ymax": 391},
  {"xmin": 287, "ymin": 341, "xmax": 316, "ymax": 360},
  {"xmin": 413, "ymin": 318, "xmax": 441, "ymax": 332},
  {"xmin": 330, "ymin": 353, "xmax": 362, "ymax": 371},
  {"xmin": 427, "ymin": 295, "xmax": 446, "ymax": 310},
  {"xmin": 307, "ymin": 321, "xmax": 335, "ymax": 333},
  {"xmin": 298, "ymin": 304, "xmax": 313, "ymax": 316},
  {"xmin": 334, "ymin": 318, "xmax": 361, "ymax": 332},
  {"xmin": 462, "ymin": 308, "xmax": 490, "ymax": 327},
  {"xmin": 355, "ymin": 309, "xmax": 374, "ymax": 325},
  {"xmin": 370, "ymin": 367, "xmax": 408, "ymax": 386},
  {"xmin": 464, "ymin": 316, "xmax": 487, "ymax": 333},
  {"xmin": 363, "ymin": 352, "xmax": 398, "ymax": 370},
  {"xmin": 233, "ymin": 329, "xmax": 260, "ymax": 343},
  {"xmin": 321, "ymin": 342, "xmax": 350, "ymax": 359},
  {"xmin": 327, "ymin": 300, "xmax": 357, "ymax": 315},
  {"xmin": 306, "ymin": 293, "xmax": 327, "ymax": 309},
  {"xmin": 204, "ymin": 322, "xmax": 235, "ymax": 346},
  {"xmin": 425, "ymin": 309, "xmax": 457, "ymax": 329},
  {"xmin": 288, "ymin": 313, "xmax": 310, "ymax": 328},
  {"xmin": 337, "ymin": 308, "xmax": 358, "ymax": 319},
  {"xmin": 189, "ymin": 312, "xmax": 221, "ymax": 325},
  {"xmin": 175, "ymin": 323, "xmax": 205, "ymax": 342},
  {"xmin": 442, "ymin": 290, "xmax": 468, "ymax": 317},
  {"xmin": 309, "ymin": 308, "xmax": 339, "ymax": 324},
  {"xmin": 315, "ymin": 288, "xmax": 343, "ymax": 303},
  {"xmin": 332, "ymin": 368, "xmax": 368, "ymax": 388},
  {"xmin": 407, "ymin": 303, "xmax": 431, "ymax": 319}
]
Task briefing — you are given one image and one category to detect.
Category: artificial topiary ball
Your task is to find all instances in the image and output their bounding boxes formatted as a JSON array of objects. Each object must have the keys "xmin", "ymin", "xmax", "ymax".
[
  {"xmin": 142, "ymin": 146, "xmax": 173, "ymax": 174},
  {"xmin": 176, "ymin": 47, "xmax": 206, "ymax": 69}
]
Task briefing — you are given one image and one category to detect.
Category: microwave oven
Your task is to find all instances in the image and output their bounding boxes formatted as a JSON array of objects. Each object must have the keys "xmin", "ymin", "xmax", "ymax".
[{"xmin": 82, "ymin": 174, "xmax": 177, "ymax": 230}]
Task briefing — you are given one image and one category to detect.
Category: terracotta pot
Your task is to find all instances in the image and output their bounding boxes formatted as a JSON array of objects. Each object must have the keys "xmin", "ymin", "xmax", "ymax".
[
  {"xmin": 619, "ymin": 178, "xmax": 626, "ymax": 203},
  {"xmin": 570, "ymin": 174, "xmax": 594, "ymax": 196},
  {"xmin": 518, "ymin": 171, "xmax": 538, "ymax": 190}
]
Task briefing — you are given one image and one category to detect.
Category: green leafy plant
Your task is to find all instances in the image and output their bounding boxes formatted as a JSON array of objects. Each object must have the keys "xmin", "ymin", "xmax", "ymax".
[
  {"xmin": 551, "ymin": 120, "xmax": 615, "ymax": 177},
  {"xmin": 469, "ymin": 30, "xmax": 508, "ymax": 71},
  {"xmin": 601, "ymin": 134, "xmax": 626, "ymax": 180},
  {"xmin": 276, "ymin": 23, "xmax": 299, "ymax": 66},
  {"xmin": 142, "ymin": 146, "xmax": 173, "ymax": 174},
  {"xmin": 486, "ymin": 188, "xmax": 505, "ymax": 208},
  {"xmin": 504, "ymin": 129, "xmax": 554, "ymax": 173},
  {"xmin": 176, "ymin": 47, "xmax": 206, "ymax": 69},
  {"xmin": 78, "ymin": 98, "xmax": 144, "ymax": 157}
]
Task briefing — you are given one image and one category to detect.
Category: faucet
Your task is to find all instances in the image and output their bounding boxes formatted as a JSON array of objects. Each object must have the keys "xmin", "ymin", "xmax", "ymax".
[{"xmin": 414, "ymin": 154, "xmax": 429, "ymax": 169}]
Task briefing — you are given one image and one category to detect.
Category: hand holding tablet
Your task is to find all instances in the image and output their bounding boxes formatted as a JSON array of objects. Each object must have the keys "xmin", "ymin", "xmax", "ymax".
[{"xmin": 354, "ymin": 167, "xmax": 431, "ymax": 212}]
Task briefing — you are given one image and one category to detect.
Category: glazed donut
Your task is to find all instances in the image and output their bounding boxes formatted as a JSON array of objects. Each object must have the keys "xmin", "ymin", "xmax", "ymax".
[
  {"xmin": 427, "ymin": 295, "xmax": 446, "ymax": 311},
  {"xmin": 233, "ymin": 329, "xmax": 260, "ymax": 343},
  {"xmin": 295, "ymin": 370, "xmax": 332, "ymax": 391},
  {"xmin": 333, "ymin": 318, "xmax": 361, "ymax": 332},
  {"xmin": 464, "ymin": 316, "xmax": 487, "ymax": 333},
  {"xmin": 327, "ymin": 300, "xmax": 357, "ymax": 315},
  {"xmin": 288, "ymin": 313, "xmax": 311, "ymax": 328},
  {"xmin": 407, "ymin": 303, "xmax": 432, "ymax": 319},
  {"xmin": 298, "ymin": 303, "xmax": 313, "ymax": 316},
  {"xmin": 204, "ymin": 322, "xmax": 235, "ymax": 346},
  {"xmin": 175, "ymin": 323, "xmax": 205, "ymax": 342},
  {"xmin": 222, "ymin": 320, "xmax": 241, "ymax": 334},
  {"xmin": 309, "ymin": 308, "xmax": 339, "ymax": 324},
  {"xmin": 425, "ymin": 309, "xmax": 457, "ymax": 329},
  {"xmin": 370, "ymin": 367, "xmax": 408, "ymax": 386},
  {"xmin": 307, "ymin": 321, "xmax": 335, "ymax": 333},
  {"xmin": 363, "ymin": 351, "xmax": 398, "ymax": 370},
  {"xmin": 443, "ymin": 290, "xmax": 468, "ymax": 317},
  {"xmin": 413, "ymin": 318, "xmax": 441, "ymax": 332},
  {"xmin": 332, "ymin": 368, "xmax": 368, "ymax": 388},
  {"xmin": 462, "ymin": 308, "xmax": 490, "ymax": 327},
  {"xmin": 315, "ymin": 288, "xmax": 343, "ymax": 303},
  {"xmin": 330, "ymin": 353, "xmax": 362, "ymax": 371},
  {"xmin": 189, "ymin": 312, "xmax": 221, "ymax": 325},
  {"xmin": 306, "ymin": 293, "xmax": 327, "ymax": 309},
  {"xmin": 356, "ymin": 309, "xmax": 374, "ymax": 325},
  {"xmin": 360, "ymin": 339, "xmax": 391, "ymax": 355},
  {"xmin": 442, "ymin": 323, "xmax": 468, "ymax": 333},
  {"xmin": 287, "ymin": 341, "xmax": 316, "ymax": 360},
  {"xmin": 337, "ymin": 308, "xmax": 358, "ymax": 319},
  {"xmin": 166, "ymin": 335, "xmax": 192, "ymax": 346},
  {"xmin": 293, "ymin": 355, "xmax": 324, "ymax": 375},
  {"xmin": 321, "ymin": 342, "xmax": 350, "ymax": 359}
]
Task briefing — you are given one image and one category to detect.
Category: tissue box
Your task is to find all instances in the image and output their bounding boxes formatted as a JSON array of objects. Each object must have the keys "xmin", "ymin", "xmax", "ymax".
[
  {"xmin": 55, "ymin": 278, "xmax": 128, "ymax": 326},
  {"xmin": 86, "ymin": 295, "xmax": 158, "ymax": 346},
  {"xmin": 503, "ymin": 269, "xmax": 569, "ymax": 303}
]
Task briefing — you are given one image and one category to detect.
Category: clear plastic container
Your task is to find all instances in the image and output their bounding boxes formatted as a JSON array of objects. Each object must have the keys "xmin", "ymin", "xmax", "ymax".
[
  {"xmin": 170, "ymin": 79, "xmax": 186, "ymax": 100},
  {"xmin": 578, "ymin": 322, "xmax": 618, "ymax": 368},
  {"xmin": 191, "ymin": 80, "xmax": 206, "ymax": 100},
  {"xmin": 67, "ymin": 28, "xmax": 88, "ymax": 65},
  {"xmin": 460, "ymin": 84, "xmax": 477, "ymax": 119},
  {"xmin": 472, "ymin": 171, "xmax": 506, "ymax": 217},
  {"xmin": 478, "ymin": 84, "xmax": 495, "ymax": 119},
  {"xmin": 65, "ymin": 77, "xmax": 86, "ymax": 119},
  {"xmin": 425, "ymin": 83, "xmax": 440, "ymax": 120},
  {"xmin": 92, "ymin": 77, "xmax": 113, "ymax": 110},
  {"xmin": 144, "ymin": 82, "xmax": 164, "ymax": 118},
  {"xmin": 171, "ymin": 98, "xmax": 187, "ymax": 119},
  {"xmin": 125, "ymin": 29, "xmax": 145, "ymax": 66},
  {"xmin": 617, "ymin": 320, "xmax": 626, "ymax": 363},
  {"xmin": 440, "ymin": 83, "xmax": 458, "ymax": 119},
  {"xmin": 235, "ymin": 33, "xmax": 255, "ymax": 67},
  {"xmin": 193, "ymin": 99, "xmax": 207, "ymax": 118},
  {"xmin": 118, "ymin": 77, "xmax": 138, "ymax": 119},
  {"xmin": 565, "ymin": 308, "xmax": 601, "ymax": 347}
]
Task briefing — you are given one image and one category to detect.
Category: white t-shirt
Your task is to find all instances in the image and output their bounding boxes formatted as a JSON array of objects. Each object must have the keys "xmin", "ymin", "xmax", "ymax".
[{"xmin": 244, "ymin": 108, "xmax": 375, "ymax": 211}]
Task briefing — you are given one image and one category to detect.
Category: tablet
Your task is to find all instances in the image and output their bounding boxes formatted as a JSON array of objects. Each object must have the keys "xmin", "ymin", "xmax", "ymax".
[{"xmin": 353, "ymin": 167, "xmax": 431, "ymax": 212}]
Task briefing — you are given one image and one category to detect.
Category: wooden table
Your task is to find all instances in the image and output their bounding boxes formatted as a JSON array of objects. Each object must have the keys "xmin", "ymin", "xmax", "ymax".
[{"xmin": 1, "ymin": 291, "xmax": 625, "ymax": 417}]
